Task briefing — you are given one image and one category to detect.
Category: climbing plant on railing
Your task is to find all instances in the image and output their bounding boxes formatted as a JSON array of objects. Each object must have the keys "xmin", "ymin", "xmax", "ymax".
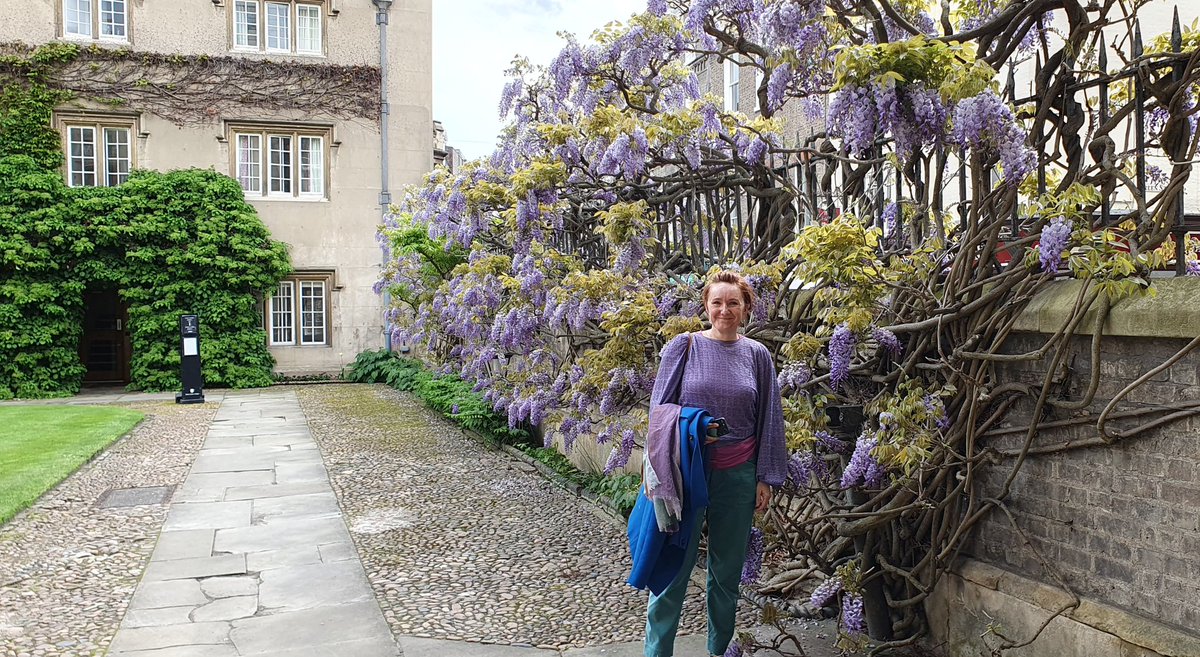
[{"xmin": 378, "ymin": 0, "xmax": 1200, "ymax": 653}]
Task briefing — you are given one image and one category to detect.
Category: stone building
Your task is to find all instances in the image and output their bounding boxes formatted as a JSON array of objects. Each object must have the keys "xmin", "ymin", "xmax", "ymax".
[{"xmin": 0, "ymin": 0, "xmax": 433, "ymax": 379}]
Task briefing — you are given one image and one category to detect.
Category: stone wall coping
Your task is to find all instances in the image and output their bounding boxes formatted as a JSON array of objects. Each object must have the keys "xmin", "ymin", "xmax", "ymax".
[
  {"xmin": 956, "ymin": 559, "xmax": 1200, "ymax": 657},
  {"xmin": 1010, "ymin": 278, "xmax": 1200, "ymax": 339}
]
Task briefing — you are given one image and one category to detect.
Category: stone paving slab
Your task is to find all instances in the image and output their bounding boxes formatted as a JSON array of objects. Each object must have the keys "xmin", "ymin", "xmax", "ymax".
[
  {"xmin": 152, "ymin": 528, "xmax": 217, "ymax": 560},
  {"xmin": 228, "ymin": 601, "xmax": 398, "ymax": 655}
]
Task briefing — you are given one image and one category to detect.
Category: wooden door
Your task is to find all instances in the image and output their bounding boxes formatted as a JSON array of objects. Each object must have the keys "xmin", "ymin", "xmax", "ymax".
[{"xmin": 80, "ymin": 291, "xmax": 130, "ymax": 383}]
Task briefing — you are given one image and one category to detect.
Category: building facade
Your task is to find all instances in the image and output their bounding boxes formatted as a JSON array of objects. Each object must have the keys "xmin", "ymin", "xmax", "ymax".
[{"xmin": 1, "ymin": 0, "xmax": 433, "ymax": 378}]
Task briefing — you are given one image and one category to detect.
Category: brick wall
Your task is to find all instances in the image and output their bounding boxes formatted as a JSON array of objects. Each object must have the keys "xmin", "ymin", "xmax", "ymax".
[{"xmin": 971, "ymin": 332, "xmax": 1200, "ymax": 632}]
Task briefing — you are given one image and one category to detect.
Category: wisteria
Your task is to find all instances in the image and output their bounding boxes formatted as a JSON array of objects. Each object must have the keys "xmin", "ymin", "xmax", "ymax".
[
  {"xmin": 373, "ymin": 0, "xmax": 1200, "ymax": 652},
  {"xmin": 810, "ymin": 575, "xmax": 843, "ymax": 607},
  {"xmin": 828, "ymin": 324, "xmax": 856, "ymax": 390},
  {"xmin": 1038, "ymin": 217, "xmax": 1073, "ymax": 275},
  {"xmin": 951, "ymin": 90, "xmax": 1037, "ymax": 184},
  {"xmin": 842, "ymin": 592, "xmax": 867, "ymax": 636},
  {"xmin": 741, "ymin": 527, "xmax": 765, "ymax": 584},
  {"xmin": 840, "ymin": 435, "xmax": 885, "ymax": 489},
  {"xmin": 872, "ymin": 328, "xmax": 902, "ymax": 358}
]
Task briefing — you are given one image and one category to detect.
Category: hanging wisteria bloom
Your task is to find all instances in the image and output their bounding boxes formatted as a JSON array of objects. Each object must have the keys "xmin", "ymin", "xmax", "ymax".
[
  {"xmin": 740, "ymin": 527, "xmax": 764, "ymax": 584},
  {"xmin": 951, "ymin": 90, "xmax": 1036, "ymax": 184},
  {"xmin": 810, "ymin": 575, "xmax": 843, "ymax": 607},
  {"xmin": 842, "ymin": 592, "xmax": 867, "ymax": 636},
  {"xmin": 1038, "ymin": 217, "xmax": 1073, "ymax": 275},
  {"xmin": 872, "ymin": 328, "xmax": 902, "ymax": 357},
  {"xmin": 841, "ymin": 435, "xmax": 885, "ymax": 489},
  {"xmin": 1187, "ymin": 260, "xmax": 1200, "ymax": 277},
  {"xmin": 828, "ymin": 324, "xmax": 856, "ymax": 390}
]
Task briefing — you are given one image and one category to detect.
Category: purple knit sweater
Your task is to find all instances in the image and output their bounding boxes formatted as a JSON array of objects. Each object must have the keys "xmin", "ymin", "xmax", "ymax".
[{"xmin": 650, "ymin": 332, "xmax": 787, "ymax": 487}]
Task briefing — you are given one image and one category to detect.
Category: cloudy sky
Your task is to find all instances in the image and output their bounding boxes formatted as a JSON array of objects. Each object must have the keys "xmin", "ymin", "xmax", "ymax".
[{"xmin": 432, "ymin": 0, "xmax": 648, "ymax": 161}]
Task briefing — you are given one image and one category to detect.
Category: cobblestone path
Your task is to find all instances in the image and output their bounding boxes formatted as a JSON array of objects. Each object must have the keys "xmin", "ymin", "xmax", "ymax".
[{"xmin": 298, "ymin": 383, "xmax": 731, "ymax": 650}]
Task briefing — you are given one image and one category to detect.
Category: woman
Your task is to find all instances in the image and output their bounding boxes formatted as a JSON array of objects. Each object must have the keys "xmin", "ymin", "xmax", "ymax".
[{"xmin": 644, "ymin": 270, "xmax": 786, "ymax": 657}]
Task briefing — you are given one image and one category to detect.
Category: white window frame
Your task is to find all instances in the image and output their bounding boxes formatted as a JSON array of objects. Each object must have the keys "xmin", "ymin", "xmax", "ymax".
[
  {"xmin": 232, "ymin": 0, "xmax": 323, "ymax": 56},
  {"xmin": 61, "ymin": 118, "xmax": 134, "ymax": 188},
  {"xmin": 295, "ymin": 4, "xmax": 322, "ymax": 54},
  {"xmin": 269, "ymin": 281, "xmax": 295, "ymax": 345},
  {"xmin": 63, "ymin": 0, "xmax": 129, "ymax": 42},
  {"xmin": 299, "ymin": 280, "xmax": 327, "ymax": 345},
  {"xmin": 267, "ymin": 274, "xmax": 332, "ymax": 346},
  {"xmin": 724, "ymin": 58, "xmax": 740, "ymax": 113},
  {"xmin": 231, "ymin": 125, "xmax": 329, "ymax": 200},
  {"xmin": 233, "ymin": 0, "xmax": 260, "ymax": 48}
]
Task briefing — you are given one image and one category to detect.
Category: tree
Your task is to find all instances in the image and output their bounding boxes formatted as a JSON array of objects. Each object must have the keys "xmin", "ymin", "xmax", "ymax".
[{"xmin": 378, "ymin": 0, "xmax": 1200, "ymax": 652}]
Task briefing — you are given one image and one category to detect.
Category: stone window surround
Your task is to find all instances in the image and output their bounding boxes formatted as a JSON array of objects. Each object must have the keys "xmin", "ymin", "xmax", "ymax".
[
  {"xmin": 224, "ymin": 120, "xmax": 337, "ymax": 201},
  {"xmin": 226, "ymin": 0, "xmax": 329, "ymax": 58},
  {"xmin": 53, "ymin": 110, "xmax": 142, "ymax": 188},
  {"xmin": 59, "ymin": 0, "xmax": 131, "ymax": 44},
  {"xmin": 266, "ymin": 271, "xmax": 336, "ymax": 347}
]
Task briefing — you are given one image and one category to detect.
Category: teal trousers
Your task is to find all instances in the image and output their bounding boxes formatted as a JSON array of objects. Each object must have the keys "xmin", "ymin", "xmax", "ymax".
[{"xmin": 644, "ymin": 460, "xmax": 757, "ymax": 657}]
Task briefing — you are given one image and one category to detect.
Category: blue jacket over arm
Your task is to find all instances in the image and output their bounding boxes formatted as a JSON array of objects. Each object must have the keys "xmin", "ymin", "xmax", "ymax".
[{"xmin": 626, "ymin": 406, "xmax": 711, "ymax": 595}]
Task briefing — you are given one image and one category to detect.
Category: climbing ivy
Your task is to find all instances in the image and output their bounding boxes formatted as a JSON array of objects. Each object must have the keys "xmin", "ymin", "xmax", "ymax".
[{"xmin": 0, "ymin": 44, "xmax": 291, "ymax": 399}]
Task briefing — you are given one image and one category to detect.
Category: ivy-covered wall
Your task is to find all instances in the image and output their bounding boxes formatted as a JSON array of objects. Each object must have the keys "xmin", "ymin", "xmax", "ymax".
[{"xmin": 0, "ymin": 43, "xmax": 290, "ymax": 399}]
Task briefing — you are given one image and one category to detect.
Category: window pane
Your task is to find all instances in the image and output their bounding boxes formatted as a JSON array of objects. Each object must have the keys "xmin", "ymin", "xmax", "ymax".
[
  {"xmin": 103, "ymin": 127, "xmax": 131, "ymax": 186},
  {"xmin": 298, "ymin": 136, "xmax": 323, "ymax": 195},
  {"xmin": 99, "ymin": 0, "xmax": 126, "ymax": 38},
  {"xmin": 234, "ymin": 0, "xmax": 259, "ymax": 47},
  {"xmin": 68, "ymin": 126, "xmax": 97, "ymax": 187},
  {"xmin": 65, "ymin": 0, "xmax": 92, "ymax": 36},
  {"xmin": 296, "ymin": 4, "xmax": 321, "ymax": 54},
  {"xmin": 269, "ymin": 135, "xmax": 293, "ymax": 194},
  {"xmin": 300, "ymin": 281, "xmax": 326, "ymax": 344},
  {"xmin": 270, "ymin": 281, "xmax": 294, "ymax": 344},
  {"xmin": 266, "ymin": 2, "xmax": 290, "ymax": 51},
  {"xmin": 236, "ymin": 133, "xmax": 262, "ymax": 193}
]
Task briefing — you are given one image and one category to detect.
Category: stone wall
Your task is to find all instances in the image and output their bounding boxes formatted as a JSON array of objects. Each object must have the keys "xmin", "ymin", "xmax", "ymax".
[{"xmin": 928, "ymin": 279, "xmax": 1200, "ymax": 656}]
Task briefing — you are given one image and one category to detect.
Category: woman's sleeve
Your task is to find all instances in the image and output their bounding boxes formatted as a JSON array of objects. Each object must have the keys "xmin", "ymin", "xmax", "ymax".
[
  {"xmin": 650, "ymin": 333, "xmax": 690, "ymax": 407},
  {"xmin": 755, "ymin": 345, "xmax": 787, "ymax": 487}
]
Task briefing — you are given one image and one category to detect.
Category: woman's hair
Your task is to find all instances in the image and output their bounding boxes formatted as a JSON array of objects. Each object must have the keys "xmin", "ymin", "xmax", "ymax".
[{"xmin": 701, "ymin": 270, "xmax": 755, "ymax": 318}]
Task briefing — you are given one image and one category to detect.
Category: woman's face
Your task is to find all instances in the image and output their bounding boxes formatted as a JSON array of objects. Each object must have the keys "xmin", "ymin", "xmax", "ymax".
[{"xmin": 705, "ymin": 282, "xmax": 748, "ymax": 332}]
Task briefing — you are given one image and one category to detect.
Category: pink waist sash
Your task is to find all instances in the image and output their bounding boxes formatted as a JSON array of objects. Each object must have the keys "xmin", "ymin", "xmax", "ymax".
[{"xmin": 708, "ymin": 435, "xmax": 757, "ymax": 470}]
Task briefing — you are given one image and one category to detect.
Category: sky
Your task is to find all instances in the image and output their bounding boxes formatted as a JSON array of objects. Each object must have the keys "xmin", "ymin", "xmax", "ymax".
[{"xmin": 432, "ymin": 0, "xmax": 648, "ymax": 161}]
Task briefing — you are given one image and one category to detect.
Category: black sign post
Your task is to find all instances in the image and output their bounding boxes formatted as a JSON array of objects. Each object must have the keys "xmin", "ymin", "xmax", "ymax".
[{"xmin": 176, "ymin": 314, "xmax": 205, "ymax": 404}]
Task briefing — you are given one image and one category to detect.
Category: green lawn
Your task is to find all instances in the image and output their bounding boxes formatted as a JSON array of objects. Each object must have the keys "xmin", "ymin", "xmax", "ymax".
[{"xmin": 0, "ymin": 405, "xmax": 144, "ymax": 525}]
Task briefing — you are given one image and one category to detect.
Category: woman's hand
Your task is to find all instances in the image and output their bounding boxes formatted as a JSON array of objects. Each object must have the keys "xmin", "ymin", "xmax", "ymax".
[{"xmin": 755, "ymin": 482, "xmax": 771, "ymax": 513}]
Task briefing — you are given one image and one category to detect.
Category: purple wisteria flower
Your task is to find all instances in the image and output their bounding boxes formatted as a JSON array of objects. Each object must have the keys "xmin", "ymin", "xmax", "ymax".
[
  {"xmin": 787, "ymin": 451, "xmax": 828, "ymax": 486},
  {"xmin": 1187, "ymin": 260, "xmax": 1200, "ymax": 277},
  {"xmin": 740, "ymin": 527, "xmax": 764, "ymax": 584},
  {"xmin": 951, "ymin": 91, "xmax": 1036, "ymax": 184},
  {"xmin": 777, "ymin": 362, "xmax": 811, "ymax": 392},
  {"xmin": 828, "ymin": 324, "xmax": 855, "ymax": 390},
  {"xmin": 816, "ymin": 430, "xmax": 849, "ymax": 454},
  {"xmin": 872, "ymin": 327, "xmax": 902, "ymax": 357},
  {"xmin": 840, "ymin": 435, "xmax": 885, "ymax": 489},
  {"xmin": 881, "ymin": 201, "xmax": 899, "ymax": 243},
  {"xmin": 767, "ymin": 62, "xmax": 792, "ymax": 112},
  {"xmin": 842, "ymin": 592, "xmax": 867, "ymax": 636},
  {"xmin": 810, "ymin": 576, "xmax": 843, "ymax": 607},
  {"xmin": 603, "ymin": 428, "xmax": 638, "ymax": 474},
  {"xmin": 1039, "ymin": 217, "xmax": 1073, "ymax": 275}
]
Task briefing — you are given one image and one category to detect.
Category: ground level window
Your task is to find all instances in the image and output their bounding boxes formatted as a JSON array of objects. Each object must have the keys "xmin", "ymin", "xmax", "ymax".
[{"xmin": 267, "ymin": 274, "xmax": 331, "ymax": 346}]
